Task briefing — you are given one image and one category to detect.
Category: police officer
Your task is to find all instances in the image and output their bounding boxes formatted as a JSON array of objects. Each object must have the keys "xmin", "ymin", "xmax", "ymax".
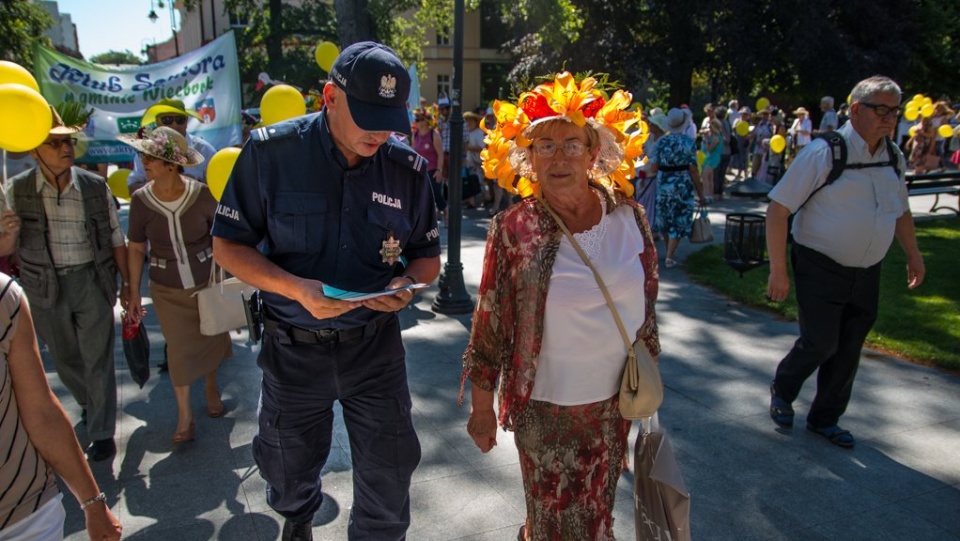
[{"xmin": 211, "ymin": 42, "xmax": 441, "ymax": 541}]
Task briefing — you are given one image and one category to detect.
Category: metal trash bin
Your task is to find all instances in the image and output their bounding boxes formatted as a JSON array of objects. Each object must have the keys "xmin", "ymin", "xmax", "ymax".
[{"xmin": 724, "ymin": 213, "xmax": 768, "ymax": 277}]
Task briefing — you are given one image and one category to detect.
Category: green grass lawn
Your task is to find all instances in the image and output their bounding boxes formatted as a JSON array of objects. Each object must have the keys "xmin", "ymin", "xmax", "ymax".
[{"xmin": 686, "ymin": 219, "xmax": 960, "ymax": 372}]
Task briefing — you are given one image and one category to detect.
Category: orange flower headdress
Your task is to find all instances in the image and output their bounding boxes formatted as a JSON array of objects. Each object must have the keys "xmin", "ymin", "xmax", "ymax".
[{"xmin": 481, "ymin": 72, "xmax": 648, "ymax": 197}]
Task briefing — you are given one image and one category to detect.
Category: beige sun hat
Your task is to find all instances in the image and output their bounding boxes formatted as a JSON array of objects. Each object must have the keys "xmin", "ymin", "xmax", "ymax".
[
  {"xmin": 49, "ymin": 106, "xmax": 86, "ymax": 135},
  {"xmin": 116, "ymin": 126, "xmax": 204, "ymax": 166}
]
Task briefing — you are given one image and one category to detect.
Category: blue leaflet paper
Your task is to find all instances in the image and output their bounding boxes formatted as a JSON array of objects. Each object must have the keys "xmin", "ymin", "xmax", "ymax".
[{"xmin": 321, "ymin": 283, "xmax": 428, "ymax": 302}]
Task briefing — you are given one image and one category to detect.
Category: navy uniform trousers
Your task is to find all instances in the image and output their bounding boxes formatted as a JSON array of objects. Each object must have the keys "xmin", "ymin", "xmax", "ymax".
[
  {"xmin": 773, "ymin": 243, "xmax": 882, "ymax": 428},
  {"xmin": 254, "ymin": 314, "xmax": 421, "ymax": 540}
]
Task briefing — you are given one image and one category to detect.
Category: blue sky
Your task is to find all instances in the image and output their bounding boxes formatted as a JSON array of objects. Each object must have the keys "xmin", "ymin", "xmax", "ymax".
[{"xmin": 56, "ymin": 0, "xmax": 182, "ymax": 60}]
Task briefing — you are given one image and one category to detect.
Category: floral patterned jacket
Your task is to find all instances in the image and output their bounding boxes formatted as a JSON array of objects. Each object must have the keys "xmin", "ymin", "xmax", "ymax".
[{"xmin": 460, "ymin": 183, "xmax": 660, "ymax": 430}]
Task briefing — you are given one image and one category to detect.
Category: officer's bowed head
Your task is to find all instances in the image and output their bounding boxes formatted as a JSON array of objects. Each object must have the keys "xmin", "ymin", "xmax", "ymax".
[{"xmin": 329, "ymin": 42, "xmax": 412, "ymax": 136}]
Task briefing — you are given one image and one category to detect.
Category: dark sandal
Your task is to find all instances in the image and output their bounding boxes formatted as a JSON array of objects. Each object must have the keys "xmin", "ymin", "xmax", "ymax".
[
  {"xmin": 807, "ymin": 424, "xmax": 855, "ymax": 449},
  {"xmin": 769, "ymin": 383, "xmax": 794, "ymax": 428}
]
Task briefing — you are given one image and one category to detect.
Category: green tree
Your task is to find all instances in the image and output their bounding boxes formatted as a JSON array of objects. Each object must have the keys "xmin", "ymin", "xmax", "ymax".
[
  {"xmin": 89, "ymin": 50, "xmax": 143, "ymax": 65},
  {"xmin": 0, "ymin": 0, "xmax": 54, "ymax": 71}
]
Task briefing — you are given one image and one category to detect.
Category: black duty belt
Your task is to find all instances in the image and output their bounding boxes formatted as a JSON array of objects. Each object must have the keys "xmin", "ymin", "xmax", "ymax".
[{"xmin": 263, "ymin": 315, "xmax": 387, "ymax": 345}]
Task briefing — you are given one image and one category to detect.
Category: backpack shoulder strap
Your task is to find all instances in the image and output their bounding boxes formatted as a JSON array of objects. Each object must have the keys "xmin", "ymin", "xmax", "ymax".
[
  {"xmin": 795, "ymin": 131, "xmax": 846, "ymax": 213},
  {"xmin": 821, "ymin": 131, "xmax": 847, "ymax": 186}
]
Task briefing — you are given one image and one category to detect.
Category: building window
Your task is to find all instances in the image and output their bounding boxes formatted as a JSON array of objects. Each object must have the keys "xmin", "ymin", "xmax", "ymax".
[
  {"xmin": 479, "ymin": 0, "xmax": 510, "ymax": 50},
  {"xmin": 229, "ymin": 9, "xmax": 250, "ymax": 29},
  {"xmin": 437, "ymin": 27, "xmax": 450, "ymax": 46},
  {"xmin": 437, "ymin": 75, "xmax": 451, "ymax": 103},
  {"xmin": 480, "ymin": 63, "xmax": 510, "ymax": 105}
]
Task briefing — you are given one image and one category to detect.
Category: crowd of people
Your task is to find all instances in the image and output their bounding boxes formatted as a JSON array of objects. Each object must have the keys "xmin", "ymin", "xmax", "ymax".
[{"xmin": 0, "ymin": 37, "xmax": 937, "ymax": 540}]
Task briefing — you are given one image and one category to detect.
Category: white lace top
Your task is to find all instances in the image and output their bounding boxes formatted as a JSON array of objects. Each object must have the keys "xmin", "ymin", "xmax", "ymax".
[{"xmin": 531, "ymin": 196, "xmax": 647, "ymax": 405}]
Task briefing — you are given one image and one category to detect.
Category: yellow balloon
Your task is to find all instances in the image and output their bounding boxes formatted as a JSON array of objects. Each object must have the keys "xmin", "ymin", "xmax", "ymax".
[
  {"xmin": 0, "ymin": 83, "xmax": 52, "ymax": 152},
  {"xmin": 735, "ymin": 120, "xmax": 749, "ymax": 136},
  {"xmin": 922, "ymin": 97, "xmax": 932, "ymax": 107},
  {"xmin": 912, "ymin": 94, "xmax": 924, "ymax": 102},
  {"xmin": 0, "ymin": 60, "xmax": 40, "ymax": 92},
  {"xmin": 937, "ymin": 124, "xmax": 954, "ymax": 138},
  {"xmin": 770, "ymin": 134, "xmax": 786, "ymax": 154},
  {"xmin": 696, "ymin": 150, "xmax": 705, "ymax": 167},
  {"xmin": 846, "ymin": 94, "xmax": 852, "ymax": 105},
  {"xmin": 904, "ymin": 107, "xmax": 919, "ymax": 121},
  {"xmin": 756, "ymin": 97, "xmax": 770, "ymax": 111},
  {"xmin": 314, "ymin": 41, "xmax": 340, "ymax": 72},
  {"xmin": 260, "ymin": 84, "xmax": 306, "ymax": 126},
  {"xmin": 206, "ymin": 147, "xmax": 241, "ymax": 201},
  {"xmin": 107, "ymin": 168, "xmax": 132, "ymax": 200},
  {"xmin": 920, "ymin": 103, "xmax": 935, "ymax": 118},
  {"xmin": 908, "ymin": 125, "xmax": 918, "ymax": 137}
]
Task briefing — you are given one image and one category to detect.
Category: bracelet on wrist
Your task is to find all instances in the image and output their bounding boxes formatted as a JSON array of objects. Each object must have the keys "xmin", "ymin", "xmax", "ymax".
[
  {"xmin": 80, "ymin": 492, "xmax": 106, "ymax": 510},
  {"xmin": 402, "ymin": 274, "xmax": 417, "ymax": 285}
]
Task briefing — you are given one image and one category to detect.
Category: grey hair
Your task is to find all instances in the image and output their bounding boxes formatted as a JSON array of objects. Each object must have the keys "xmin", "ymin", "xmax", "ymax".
[
  {"xmin": 821, "ymin": 96, "xmax": 835, "ymax": 107},
  {"xmin": 850, "ymin": 76, "xmax": 902, "ymax": 104}
]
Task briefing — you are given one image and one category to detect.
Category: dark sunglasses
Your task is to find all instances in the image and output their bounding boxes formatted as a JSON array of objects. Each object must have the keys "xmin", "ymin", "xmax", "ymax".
[
  {"xmin": 859, "ymin": 103, "xmax": 903, "ymax": 118},
  {"xmin": 158, "ymin": 116, "xmax": 188, "ymax": 126},
  {"xmin": 43, "ymin": 137, "xmax": 78, "ymax": 149}
]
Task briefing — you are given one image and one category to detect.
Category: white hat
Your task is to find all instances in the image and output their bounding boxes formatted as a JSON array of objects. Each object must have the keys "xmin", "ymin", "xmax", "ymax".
[{"xmin": 666, "ymin": 108, "xmax": 691, "ymax": 133}]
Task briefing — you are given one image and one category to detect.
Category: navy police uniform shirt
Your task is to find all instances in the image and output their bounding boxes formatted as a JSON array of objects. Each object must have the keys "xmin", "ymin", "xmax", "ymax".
[{"xmin": 211, "ymin": 111, "xmax": 441, "ymax": 330}]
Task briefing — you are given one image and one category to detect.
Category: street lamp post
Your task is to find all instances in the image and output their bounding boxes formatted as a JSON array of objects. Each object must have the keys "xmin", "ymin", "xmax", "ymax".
[{"xmin": 431, "ymin": 0, "xmax": 474, "ymax": 315}]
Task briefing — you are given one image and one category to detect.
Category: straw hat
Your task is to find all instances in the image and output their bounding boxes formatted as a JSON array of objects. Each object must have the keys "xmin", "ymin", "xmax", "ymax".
[
  {"xmin": 116, "ymin": 127, "xmax": 204, "ymax": 166},
  {"xmin": 49, "ymin": 106, "xmax": 86, "ymax": 135},
  {"xmin": 792, "ymin": 107, "xmax": 809, "ymax": 115}
]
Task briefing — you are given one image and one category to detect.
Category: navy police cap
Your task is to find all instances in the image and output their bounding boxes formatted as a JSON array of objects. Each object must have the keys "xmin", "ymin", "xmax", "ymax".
[{"xmin": 329, "ymin": 41, "xmax": 411, "ymax": 135}]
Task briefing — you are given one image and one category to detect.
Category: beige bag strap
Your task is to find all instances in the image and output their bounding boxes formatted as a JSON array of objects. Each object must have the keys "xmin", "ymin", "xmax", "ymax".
[{"xmin": 535, "ymin": 193, "xmax": 637, "ymax": 368}]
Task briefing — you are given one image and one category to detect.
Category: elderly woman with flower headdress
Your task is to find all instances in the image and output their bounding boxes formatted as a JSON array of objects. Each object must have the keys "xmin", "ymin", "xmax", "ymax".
[
  {"xmin": 117, "ymin": 127, "xmax": 231, "ymax": 444},
  {"xmin": 461, "ymin": 72, "xmax": 660, "ymax": 541}
]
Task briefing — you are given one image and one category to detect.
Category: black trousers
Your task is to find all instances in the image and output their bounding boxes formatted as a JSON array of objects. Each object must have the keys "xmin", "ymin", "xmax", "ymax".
[
  {"xmin": 773, "ymin": 244, "xmax": 882, "ymax": 428},
  {"xmin": 254, "ymin": 315, "xmax": 420, "ymax": 540}
]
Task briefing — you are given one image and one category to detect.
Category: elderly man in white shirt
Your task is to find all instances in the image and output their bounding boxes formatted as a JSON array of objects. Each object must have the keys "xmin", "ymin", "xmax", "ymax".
[{"xmin": 764, "ymin": 76, "xmax": 925, "ymax": 450}]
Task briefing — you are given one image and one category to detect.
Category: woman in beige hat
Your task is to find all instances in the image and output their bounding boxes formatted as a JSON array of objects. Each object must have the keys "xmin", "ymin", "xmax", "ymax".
[
  {"xmin": 117, "ymin": 127, "xmax": 231, "ymax": 443},
  {"xmin": 789, "ymin": 107, "xmax": 812, "ymax": 157}
]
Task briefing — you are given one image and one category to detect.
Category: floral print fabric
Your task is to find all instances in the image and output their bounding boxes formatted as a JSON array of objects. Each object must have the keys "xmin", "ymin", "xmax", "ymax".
[
  {"xmin": 515, "ymin": 395, "xmax": 629, "ymax": 541},
  {"xmin": 653, "ymin": 134, "xmax": 697, "ymax": 239}
]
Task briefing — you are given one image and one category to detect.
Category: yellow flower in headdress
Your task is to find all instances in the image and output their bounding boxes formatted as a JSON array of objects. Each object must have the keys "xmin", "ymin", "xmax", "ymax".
[{"xmin": 480, "ymin": 72, "xmax": 649, "ymax": 197}]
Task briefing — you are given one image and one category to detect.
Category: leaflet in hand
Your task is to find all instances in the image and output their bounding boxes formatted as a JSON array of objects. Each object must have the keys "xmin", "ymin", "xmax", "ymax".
[{"xmin": 321, "ymin": 283, "xmax": 428, "ymax": 302}]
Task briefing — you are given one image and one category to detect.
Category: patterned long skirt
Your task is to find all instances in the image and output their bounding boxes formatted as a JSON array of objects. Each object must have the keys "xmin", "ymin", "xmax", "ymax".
[
  {"xmin": 655, "ymin": 173, "xmax": 696, "ymax": 240},
  {"xmin": 514, "ymin": 394, "xmax": 631, "ymax": 541}
]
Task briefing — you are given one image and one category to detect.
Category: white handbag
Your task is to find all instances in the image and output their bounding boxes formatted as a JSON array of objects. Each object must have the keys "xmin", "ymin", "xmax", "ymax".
[{"xmin": 195, "ymin": 264, "xmax": 250, "ymax": 336}]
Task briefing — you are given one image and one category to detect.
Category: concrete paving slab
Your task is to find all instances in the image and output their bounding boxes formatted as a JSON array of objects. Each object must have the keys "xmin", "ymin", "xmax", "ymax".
[{"xmin": 45, "ymin": 193, "xmax": 959, "ymax": 540}]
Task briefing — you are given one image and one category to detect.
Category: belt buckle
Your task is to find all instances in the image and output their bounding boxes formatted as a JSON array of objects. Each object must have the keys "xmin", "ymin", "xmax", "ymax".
[{"xmin": 314, "ymin": 329, "xmax": 339, "ymax": 344}]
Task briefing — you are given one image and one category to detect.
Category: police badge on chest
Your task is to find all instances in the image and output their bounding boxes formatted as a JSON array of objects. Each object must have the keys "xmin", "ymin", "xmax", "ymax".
[{"xmin": 380, "ymin": 231, "xmax": 402, "ymax": 264}]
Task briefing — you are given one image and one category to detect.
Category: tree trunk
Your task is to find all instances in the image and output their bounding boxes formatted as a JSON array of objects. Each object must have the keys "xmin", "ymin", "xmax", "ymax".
[
  {"xmin": 266, "ymin": 0, "xmax": 283, "ymax": 75},
  {"xmin": 334, "ymin": 0, "xmax": 376, "ymax": 46}
]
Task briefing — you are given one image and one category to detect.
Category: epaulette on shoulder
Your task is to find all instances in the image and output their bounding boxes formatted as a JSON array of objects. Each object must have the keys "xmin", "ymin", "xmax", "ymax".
[
  {"xmin": 249, "ymin": 120, "xmax": 303, "ymax": 144},
  {"xmin": 386, "ymin": 140, "xmax": 427, "ymax": 173}
]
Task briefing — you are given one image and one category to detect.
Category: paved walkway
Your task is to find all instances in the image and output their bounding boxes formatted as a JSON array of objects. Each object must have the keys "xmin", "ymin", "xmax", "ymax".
[{"xmin": 51, "ymin": 192, "xmax": 959, "ymax": 540}]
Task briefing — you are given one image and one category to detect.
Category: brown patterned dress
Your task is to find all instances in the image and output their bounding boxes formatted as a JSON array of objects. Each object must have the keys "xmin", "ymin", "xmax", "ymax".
[{"xmin": 462, "ymin": 184, "xmax": 660, "ymax": 540}]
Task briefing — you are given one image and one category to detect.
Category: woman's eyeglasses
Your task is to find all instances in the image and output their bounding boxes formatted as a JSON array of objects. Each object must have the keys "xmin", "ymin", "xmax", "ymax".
[
  {"xmin": 43, "ymin": 137, "xmax": 78, "ymax": 149},
  {"xmin": 531, "ymin": 140, "xmax": 587, "ymax": 158},
  {"xmin": 158, "ymin": 116, "xmax": 188, "ymax": 126}
]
